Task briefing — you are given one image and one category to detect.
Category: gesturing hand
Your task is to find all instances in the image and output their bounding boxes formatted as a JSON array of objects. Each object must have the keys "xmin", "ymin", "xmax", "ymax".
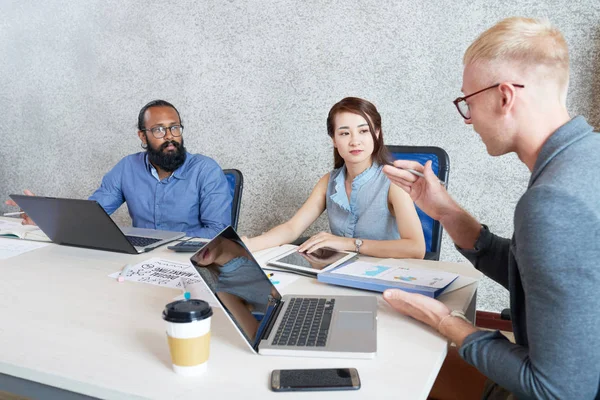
[
  {"xmin": 383, "ymin": 289, "xmax": 450, "ymax": 331},
  {"xmin": 4, "ymin": 189, "xmax": 36, "ymax": 225},
  {"xmin": 382, "ymin": 160, "xmax": 454, "ymax": 221}
]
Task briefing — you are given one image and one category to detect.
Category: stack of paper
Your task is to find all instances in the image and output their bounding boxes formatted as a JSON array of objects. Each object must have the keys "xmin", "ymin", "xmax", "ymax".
[{"xmin": 0, "ymin": 220, "xmax": 50, "ymax": 242}]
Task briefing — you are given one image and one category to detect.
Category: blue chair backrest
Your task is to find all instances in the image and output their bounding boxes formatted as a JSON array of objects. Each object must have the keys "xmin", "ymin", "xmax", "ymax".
[
  {"xmin": 225, "ymin": 173, "xmax": 236, "ymax": 201},
  {"xmin": 386, "ymin": 146, "xmax": 449, "ymax": 260},
  {"xmin": 223, "ymin": 169, "xmax": 243, "ymax": 230}
]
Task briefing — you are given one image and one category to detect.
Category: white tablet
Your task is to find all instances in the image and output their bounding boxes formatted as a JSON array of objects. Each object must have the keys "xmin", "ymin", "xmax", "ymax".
[{"xmin": 267, "ymin": 247, "xmax": 357, "ymax": 275}]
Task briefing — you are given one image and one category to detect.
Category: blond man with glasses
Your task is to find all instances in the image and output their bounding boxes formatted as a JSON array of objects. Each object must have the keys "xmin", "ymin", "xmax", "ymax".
[{"xmin": 384, "ymin": 17, "xmax": 600, "ymax": 400}]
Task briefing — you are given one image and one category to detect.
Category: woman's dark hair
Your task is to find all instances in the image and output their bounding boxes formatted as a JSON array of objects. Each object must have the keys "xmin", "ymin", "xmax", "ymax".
[
  {"xmin": 137, "ymin": 99, "xmax": 182, "ymax": 131},
  {"xmin": 326, "ymin": 97, "xmax": 391, "ymax": 169}
]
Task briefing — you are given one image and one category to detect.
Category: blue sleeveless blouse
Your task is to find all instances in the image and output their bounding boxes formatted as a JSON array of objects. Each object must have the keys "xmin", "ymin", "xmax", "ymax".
[{"xmin": 326, "ymin": 163, "xmax": 400, "ymax": 240}]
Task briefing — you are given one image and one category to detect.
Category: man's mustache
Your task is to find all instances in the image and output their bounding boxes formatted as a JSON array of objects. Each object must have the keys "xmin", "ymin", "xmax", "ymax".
[{"xmin": 160, "ymin": 140, "xmax": 180, "ymax": 151}]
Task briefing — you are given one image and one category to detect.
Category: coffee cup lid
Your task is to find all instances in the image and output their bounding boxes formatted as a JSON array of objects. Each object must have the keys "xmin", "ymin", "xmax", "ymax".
[{"xmin": 162, "ymin": 299, "xmax": 213, "ymax": 323}]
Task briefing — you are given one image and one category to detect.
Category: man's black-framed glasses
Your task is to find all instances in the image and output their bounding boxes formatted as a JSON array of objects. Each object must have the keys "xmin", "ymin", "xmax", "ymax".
[
  {"xmin": 453, "ymin": 83, "xmax": 525, "ymax": 120},
  {"xmin": 144, "ymin": 124, "xmax": 184, "ymax": 139}
]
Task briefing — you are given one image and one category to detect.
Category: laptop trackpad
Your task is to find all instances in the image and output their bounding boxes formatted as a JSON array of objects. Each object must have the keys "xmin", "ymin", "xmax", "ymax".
[{"xmin": 335, "ymin": 311, "xmax": 374, "ymax": 330}]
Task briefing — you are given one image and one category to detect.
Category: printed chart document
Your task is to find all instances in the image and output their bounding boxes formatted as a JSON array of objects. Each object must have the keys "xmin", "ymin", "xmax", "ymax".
[
  {"xmin": 0, "ymin": 237, "xmax": 50, "ymax": 260},
  {"xmin": 0, "ymin": 220, "xmax": 50, "ymax": 242},
  {"xmin": 379, "ymin": 258, "xmax": 479, "ymax": 295},
  {"xmin": 318, "ymin": 260, "xmax": 460, "ymax": 298}
]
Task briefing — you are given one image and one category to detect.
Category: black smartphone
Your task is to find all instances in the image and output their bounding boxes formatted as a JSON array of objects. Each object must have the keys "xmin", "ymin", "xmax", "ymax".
[
  {"xmin": 167, "ymin": 239, "xmax": 209, "ymax": 252},
  {"xmin": 270, "ymin": 368, "xmax": 360, "ymax": 392}
]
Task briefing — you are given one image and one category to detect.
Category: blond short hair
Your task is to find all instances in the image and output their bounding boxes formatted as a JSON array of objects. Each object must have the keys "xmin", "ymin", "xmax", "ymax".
[{"xmin": 464, "ymin": 17, "xmax": 569, "ymax": 88}]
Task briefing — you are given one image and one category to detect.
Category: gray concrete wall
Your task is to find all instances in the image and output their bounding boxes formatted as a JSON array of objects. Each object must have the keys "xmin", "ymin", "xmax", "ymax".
[{"xmin": 2, "ymin": 0, "xmax": 599, "ymax": 311}]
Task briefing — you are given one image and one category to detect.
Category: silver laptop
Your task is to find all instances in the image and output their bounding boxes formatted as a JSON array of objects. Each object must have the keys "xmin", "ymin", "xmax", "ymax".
[
  {"xmin": 10, "ymin": 195, "xmax": 185, "ymax": 254},
  {"xmin": 190, "ymin": 226, "xmax": 377, "ymax": 359}
]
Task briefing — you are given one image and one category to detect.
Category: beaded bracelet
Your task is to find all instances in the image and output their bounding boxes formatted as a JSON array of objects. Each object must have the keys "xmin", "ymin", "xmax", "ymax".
[{"xmin": 437, "ymin": 310, "xmax": 470, "ymax": 332}]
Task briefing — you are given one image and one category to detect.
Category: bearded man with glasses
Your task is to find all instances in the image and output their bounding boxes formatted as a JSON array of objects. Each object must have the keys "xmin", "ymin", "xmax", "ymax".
[
  {"xmin": 7, "ymin": 99, "xmax": 232, "ymax": 239},
  {"xmin": 383, "ymin": 17, "xmax": 600, "ymax": 400}
]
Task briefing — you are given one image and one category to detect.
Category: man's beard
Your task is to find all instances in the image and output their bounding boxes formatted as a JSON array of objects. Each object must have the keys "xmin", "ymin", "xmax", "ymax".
[{"xmin": 146, "ymin": 137, "xmax": 187, "ymax": 172}]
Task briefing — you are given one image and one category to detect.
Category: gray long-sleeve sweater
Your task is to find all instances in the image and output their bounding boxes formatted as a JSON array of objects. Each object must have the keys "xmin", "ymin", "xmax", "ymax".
[{"xmin": 457, "ymin": 116, "xmax": 600, "ymax": 400}]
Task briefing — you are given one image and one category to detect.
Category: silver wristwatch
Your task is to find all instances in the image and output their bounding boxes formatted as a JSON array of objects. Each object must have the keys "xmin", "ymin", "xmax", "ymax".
[{"xmin": 354, "ymin": 238, "xmax": 363, "ymax": 253}]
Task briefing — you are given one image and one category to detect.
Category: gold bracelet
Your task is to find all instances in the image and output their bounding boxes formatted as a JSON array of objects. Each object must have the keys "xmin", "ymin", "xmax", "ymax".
[{"xmin": 437, "ymin": 310, "xmax": 471, "ymax": 332}]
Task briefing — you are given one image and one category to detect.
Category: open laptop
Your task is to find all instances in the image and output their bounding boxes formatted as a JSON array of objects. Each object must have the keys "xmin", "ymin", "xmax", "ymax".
[
  {"xmin": 190, "ymin": 226, "xmax": 377, "ymax": 359},
  {"xmin": 10, "ymin": 195, "xmax": 185, "ymax": 254}
]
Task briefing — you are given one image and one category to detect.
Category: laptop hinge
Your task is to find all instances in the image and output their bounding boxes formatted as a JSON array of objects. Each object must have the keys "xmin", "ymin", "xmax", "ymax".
[{"xmin": 254, "ymin": 297, "xmax": 284, "ymax": 351}]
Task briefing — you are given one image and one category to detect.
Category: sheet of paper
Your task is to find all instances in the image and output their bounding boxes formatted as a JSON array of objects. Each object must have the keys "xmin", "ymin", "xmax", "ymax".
[
  {"xmin": 108, "ymin": 256, "xmax": 303, "ymax": 307},
  {"xmin": 379, "ymin": 258, "xmax": 479, "ymax": 294},
  {"xmin": 253, "ymin": 244, "xmax": 297, "ymax": 268},
  {"xmin": 107, "ymin": 258, "xmax": 221, "ymax": 306},
  {"xmin": 266, "ymin": 270, "xmax": 299, "ymax": 291},
  {"xmin": 0, "ymin": 237, "xmax": 50, "ymax": 260},
  {"xmin": 331, "ymin": 260, "xmax": 459, "ymax": 289},
  {"xmin": 0, "ymin": 220, "xmax": 26, "ymax": 230},
  {"xmin": 438, "ymin": 275, "xmax": 477, "ymax": 294},
  {"xmin": 109, "ymin": 258, "xmax": 203, "ymax": 288}
]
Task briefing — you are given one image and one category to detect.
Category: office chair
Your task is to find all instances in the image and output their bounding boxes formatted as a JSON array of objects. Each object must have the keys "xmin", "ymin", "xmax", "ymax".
[
  {"xmin": 386, "ymin": 145, "xmax": 450, "ymax": 261},
  {"xmin": 223, "ymin": 169, "xmax": 244, "ymax": 230}
]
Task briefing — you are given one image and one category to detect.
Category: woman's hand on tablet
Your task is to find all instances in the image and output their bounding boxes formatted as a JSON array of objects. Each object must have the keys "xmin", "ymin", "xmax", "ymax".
[
  {"xmin": 297, "ymin": 232, "xmax": 354, "ymax": 254},
  {"xmin": 301, "ymin": 249, "xmax": 343, "ymax": 268}
]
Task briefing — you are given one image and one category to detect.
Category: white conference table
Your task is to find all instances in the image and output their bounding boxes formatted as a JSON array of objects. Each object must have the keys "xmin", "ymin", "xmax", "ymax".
[{"xmin": 0, "ymin": 235, "xmax": 480, "ymax": 400}]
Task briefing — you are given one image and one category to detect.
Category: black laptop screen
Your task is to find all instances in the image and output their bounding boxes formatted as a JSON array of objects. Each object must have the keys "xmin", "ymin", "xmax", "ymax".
[{"xmin": 190, "ymin": 227, "xmax": 282, "ymax": 348}]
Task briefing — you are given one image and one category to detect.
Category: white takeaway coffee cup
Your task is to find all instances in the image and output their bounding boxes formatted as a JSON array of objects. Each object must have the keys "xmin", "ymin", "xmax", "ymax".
[{"xmin": 162, "ymin": 299, "xmax": 213, "ymax": 376}]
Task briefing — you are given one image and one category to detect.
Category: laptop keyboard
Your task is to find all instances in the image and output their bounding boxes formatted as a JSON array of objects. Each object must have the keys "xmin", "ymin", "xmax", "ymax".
[
  {"xmin": 271, "ymin": 298, "xmax": 335, "ymax": 347},
  {"xmin": 125, "ymin": 235, "xmax": 162, "ymax": 247}
]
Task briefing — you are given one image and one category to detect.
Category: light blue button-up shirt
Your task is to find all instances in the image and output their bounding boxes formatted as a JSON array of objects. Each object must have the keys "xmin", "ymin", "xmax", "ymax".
[{"xmin": 89, "ymin": 152, "xmax": 231, "ymax": 239}]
